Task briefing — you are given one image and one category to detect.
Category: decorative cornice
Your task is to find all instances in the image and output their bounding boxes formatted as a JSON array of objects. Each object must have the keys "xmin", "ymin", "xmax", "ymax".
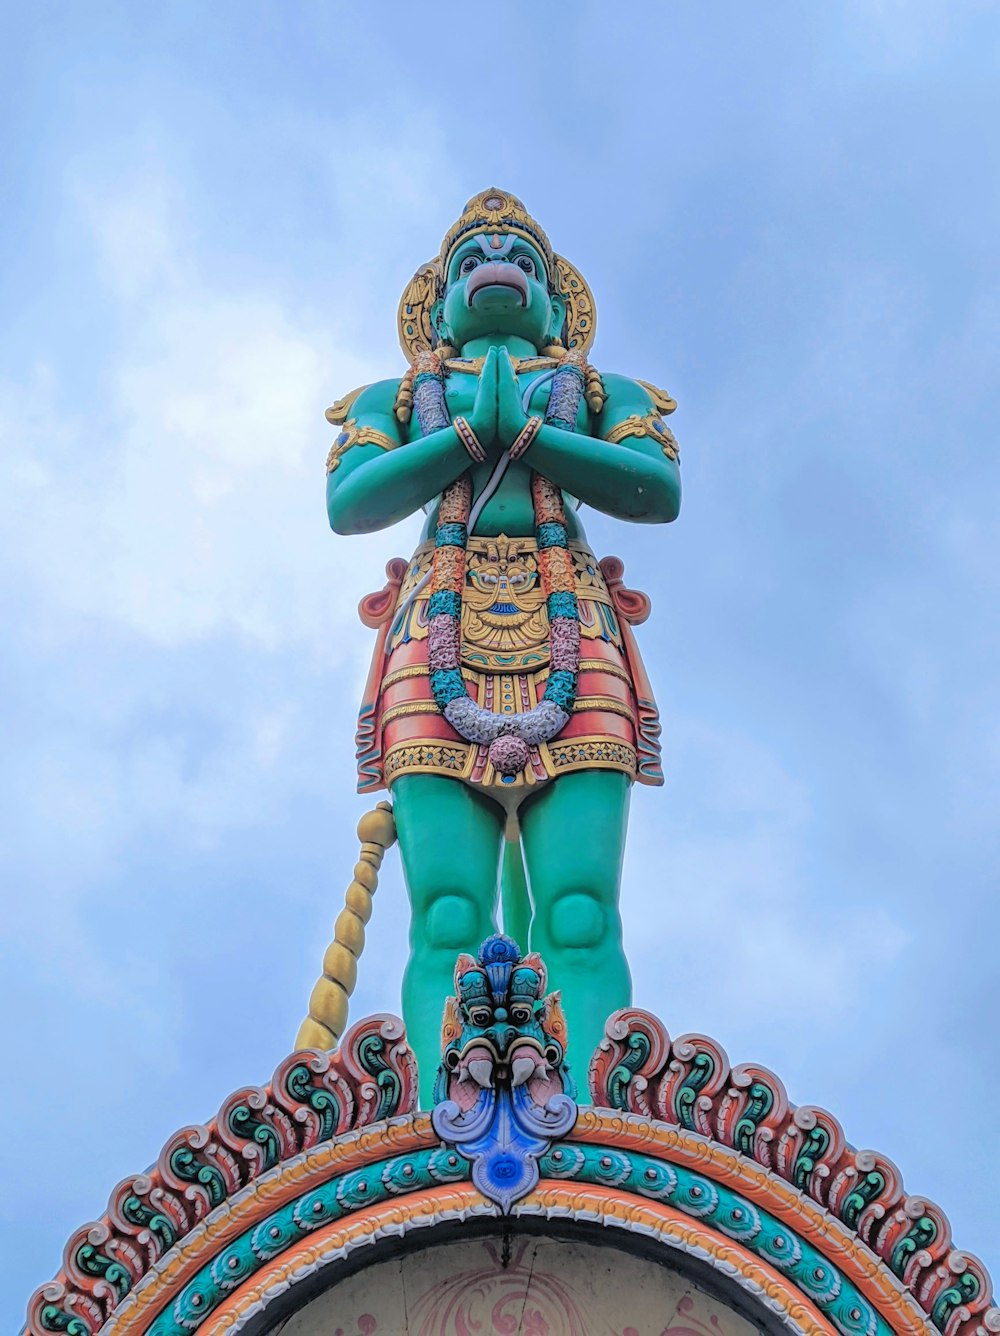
[
  {"xmin": 23, "ymin": 1007, "xmax": 999, "ymax": 1336},
  {"xmin": 589, "ymin": 1009, "xmax": 999, "ymax": 1336},
  {"xmin": 24, "ymin": 1015, "xmax": 417, "ymax": 1336}
]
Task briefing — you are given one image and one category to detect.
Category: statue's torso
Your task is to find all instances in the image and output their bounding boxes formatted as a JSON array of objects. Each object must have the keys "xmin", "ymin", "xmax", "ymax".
[{"xmin": 416, "ymin": 366, "xmax": 590, "ymax": 541}]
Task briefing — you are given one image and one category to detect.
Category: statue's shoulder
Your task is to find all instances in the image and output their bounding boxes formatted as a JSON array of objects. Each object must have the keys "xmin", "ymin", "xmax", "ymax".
[
  {"xmin": 598, "ymin": 372, "xmax": 677, "ymax": 419},
  {"xmin": 595, "ymin": 372, "xmax": 680, "ymax": 461},
  {"xmin": 325, "ymin": 377, "xmax": 404, "ymax": 426}
]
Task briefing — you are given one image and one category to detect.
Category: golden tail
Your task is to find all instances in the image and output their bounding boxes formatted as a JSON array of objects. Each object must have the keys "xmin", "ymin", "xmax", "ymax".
[{"xmin": 295, "ymin": 801, "xmax": 396, "ymax": 1051}]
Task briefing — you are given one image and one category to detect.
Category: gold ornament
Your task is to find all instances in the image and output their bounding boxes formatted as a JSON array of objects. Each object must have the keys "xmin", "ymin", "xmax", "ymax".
[
  {"xmin": 637, "ymin": 379, "xmax": 678, "ymax": 416},
  {"xmin": 393, "ymin": 367, "xmax": 415, "ymax": 425},
  {"xmin": 397, "ymin": 262, "xmax": 439, "ymax": 361},
  {"xmin": 453, "ymin": 415, "xmax": 487, "ymax": 462},
  {"xmin": 462, "ymin": 536, "xmax": 548, "ymax": 664},
  {"xmin": 326, "ymin": 419, "xmax": 400, "ymax": 474},
  {"xmin": 553, "ymin": 253, "xmax": 598, "ymax": 355},
  {"xmin": 603, "ymin": 412, "xmax": 680, "ymax": 461},
  {"xmin": 510, "ymin": 414, "xmax": 543, "ymax": 460},
  {"xmin": 325, "ymin": 385, "xmax": 370, "ymax": 426},
  {"xmin": 584, "ymin": 365, "xmax": 606, "ymax": 415}
]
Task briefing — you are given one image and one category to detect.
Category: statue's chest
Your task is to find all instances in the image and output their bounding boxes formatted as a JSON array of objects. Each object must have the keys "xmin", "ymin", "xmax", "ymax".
[
  {"xmin": 441, "ymin": 370, "xmax": 543, "ymax": 415},
  {"xmin": 442, "ymin": 369, "xmax": 588, "ymax": 431}
]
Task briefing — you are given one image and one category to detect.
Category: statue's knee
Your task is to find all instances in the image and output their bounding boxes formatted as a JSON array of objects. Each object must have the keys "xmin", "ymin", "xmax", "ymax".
[
  {"xmin": 548, "ymin": 892, "xmax": 606, "ymax": 950},
  {"xmin": 425, "ymin": 894, "xmax": 480, "ymax": 952}
]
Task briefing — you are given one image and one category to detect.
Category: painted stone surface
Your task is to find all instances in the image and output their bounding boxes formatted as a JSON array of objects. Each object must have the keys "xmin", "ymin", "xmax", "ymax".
[{"xmin": 280, "ymin": 1234, "xmax": 761, "ymax": 1336}]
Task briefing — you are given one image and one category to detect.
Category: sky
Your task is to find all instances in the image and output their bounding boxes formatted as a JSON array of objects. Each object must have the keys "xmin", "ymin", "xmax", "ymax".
[{"xmin": 2, "ymin": 1, "xmax": 999, "ymax": 1325}]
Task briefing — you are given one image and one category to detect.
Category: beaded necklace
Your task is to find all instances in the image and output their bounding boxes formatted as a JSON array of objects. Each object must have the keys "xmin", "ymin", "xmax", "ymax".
[{"xmin": 413, "ymin": 351, "xmax": 586, "ymax": 780}]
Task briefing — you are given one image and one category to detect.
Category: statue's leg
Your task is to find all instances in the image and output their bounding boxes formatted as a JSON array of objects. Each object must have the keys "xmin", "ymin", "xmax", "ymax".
[
  {"xmin": 519, "ymin": 770, "xmax": 632, "ymax": 1081},
  {"xmin": 391, "ymin": 774, "xmax": 504, "ymax": 1104}
]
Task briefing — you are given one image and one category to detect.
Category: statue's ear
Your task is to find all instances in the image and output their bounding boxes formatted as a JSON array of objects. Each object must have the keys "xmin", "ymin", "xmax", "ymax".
[
  {"xmin": 546, "ymin": 292, "xmax": 567, "ymax": 344},
  {"xmin": 431, "ymin": 298, "xmax": 451, "ymax": 345}
]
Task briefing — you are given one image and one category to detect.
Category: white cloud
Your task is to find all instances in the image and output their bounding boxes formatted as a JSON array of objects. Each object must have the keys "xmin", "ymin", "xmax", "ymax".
[
  {"xmin": 0, "ymin": 173, "xmax": 420, "ymax": 652},
  {"xmin": 627, "ymin": 713, "xmax": 909, "ymax": 1032},
  {"xmin": 0, "ymin": 167, "xmax": 434, "ymax": 1077}
]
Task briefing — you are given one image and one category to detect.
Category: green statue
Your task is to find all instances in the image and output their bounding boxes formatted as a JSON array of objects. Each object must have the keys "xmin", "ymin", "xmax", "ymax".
[{"xmin": 299, "ymin": 190, "xmax": 680, "ymax": 1102}]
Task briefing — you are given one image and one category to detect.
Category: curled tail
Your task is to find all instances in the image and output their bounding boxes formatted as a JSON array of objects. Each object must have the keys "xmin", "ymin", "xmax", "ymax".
[{"xmin": 295, "ymin": 801, "xmax": 396, "ymax": 1051}]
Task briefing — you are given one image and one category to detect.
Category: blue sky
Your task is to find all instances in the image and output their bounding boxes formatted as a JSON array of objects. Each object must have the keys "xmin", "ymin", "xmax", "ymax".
[{"xmin": 2, "ymin": 2, "xmax": 999, "ymax": 1324}]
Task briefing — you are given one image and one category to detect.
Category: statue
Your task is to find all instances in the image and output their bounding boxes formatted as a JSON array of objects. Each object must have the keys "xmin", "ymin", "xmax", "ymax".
[{"xmin": 300, "ymin": 190, "xmax": 680, "ymax": 1101}]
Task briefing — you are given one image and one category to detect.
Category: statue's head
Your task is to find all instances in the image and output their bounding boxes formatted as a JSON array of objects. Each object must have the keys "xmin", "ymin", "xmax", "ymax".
[
  {"xmin": 433, "ymin": 192, "xmax": 564, "ymax": 350},
  {"xmin": 398, "ymin": 189, "xmax": 597, "ymax": 361},
  {"xmin": 436, "ymin": 231, "xmax": 563, "ymax": 351}
]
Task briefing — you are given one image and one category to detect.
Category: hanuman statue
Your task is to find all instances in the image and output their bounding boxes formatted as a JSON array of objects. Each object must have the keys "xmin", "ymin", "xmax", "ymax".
[{"xmin": 304, "ymin": 190, "xmax": 680, "ymax": 1100}]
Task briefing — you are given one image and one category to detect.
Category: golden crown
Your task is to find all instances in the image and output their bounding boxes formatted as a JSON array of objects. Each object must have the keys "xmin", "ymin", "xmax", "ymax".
[{"xmin": 440, "ymin": 189, "xmax": 555, "ymax": 278}]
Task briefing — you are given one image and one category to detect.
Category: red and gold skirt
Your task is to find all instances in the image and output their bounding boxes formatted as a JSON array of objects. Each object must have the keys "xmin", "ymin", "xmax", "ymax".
[{"xmin": 355, "ymin": 537, "xmax": 662, "ymax": 798}]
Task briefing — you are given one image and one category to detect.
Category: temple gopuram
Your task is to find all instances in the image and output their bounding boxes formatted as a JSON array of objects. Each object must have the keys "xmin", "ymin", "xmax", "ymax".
[{"xmin": 26, "ymin": 192, "xmax": 998, "ymax": 1336}]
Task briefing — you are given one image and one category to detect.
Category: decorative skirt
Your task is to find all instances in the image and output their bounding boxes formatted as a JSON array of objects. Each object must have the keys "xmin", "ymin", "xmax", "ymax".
[{"xmin": 355, "ymin": 537, "xmax": 663, "ymax": 798}]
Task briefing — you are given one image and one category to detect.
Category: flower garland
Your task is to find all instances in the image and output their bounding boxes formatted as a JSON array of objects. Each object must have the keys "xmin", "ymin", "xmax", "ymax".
[
  {"xmin": 409, "ymin": 348, "xmax": 588, "ymax": 782},
  {"xmin": 428, "ymin": 471, "xmax": 580, "ymax": 780}
]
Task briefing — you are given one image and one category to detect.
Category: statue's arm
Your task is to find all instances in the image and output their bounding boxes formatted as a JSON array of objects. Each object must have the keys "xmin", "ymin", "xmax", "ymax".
[
  {"xmin": 325, "ymin": 379, "xmax": 469, "ymax": 535},
  {"xmin": 526, "ymin": 373, "xmax": 681, "ymax": 524}
]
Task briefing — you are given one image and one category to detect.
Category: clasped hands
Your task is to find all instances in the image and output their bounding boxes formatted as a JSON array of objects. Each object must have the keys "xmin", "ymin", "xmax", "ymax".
[{"xmin": 460, "ymin": 347, "xmax": 533, "ymax": 456}]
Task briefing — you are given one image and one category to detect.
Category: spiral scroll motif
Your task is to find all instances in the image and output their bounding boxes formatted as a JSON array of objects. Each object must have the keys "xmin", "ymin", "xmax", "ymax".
[
  {"xmin": 589, "ymin": 1008, "xmax": 998, "ymax": 1336},
  {"xmin": 25, "ymin": 1016, "xmax": 417, "ymax": 1336}
]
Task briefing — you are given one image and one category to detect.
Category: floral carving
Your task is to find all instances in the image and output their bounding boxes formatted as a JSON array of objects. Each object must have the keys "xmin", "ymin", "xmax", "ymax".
[
  {"xmin": 25, "ymin": 1015, "xmax": 416, "ymax": 1336},
  {"xmin": 590, "ymin": 1010, "xmax": 998, "ymax": 1336}
]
